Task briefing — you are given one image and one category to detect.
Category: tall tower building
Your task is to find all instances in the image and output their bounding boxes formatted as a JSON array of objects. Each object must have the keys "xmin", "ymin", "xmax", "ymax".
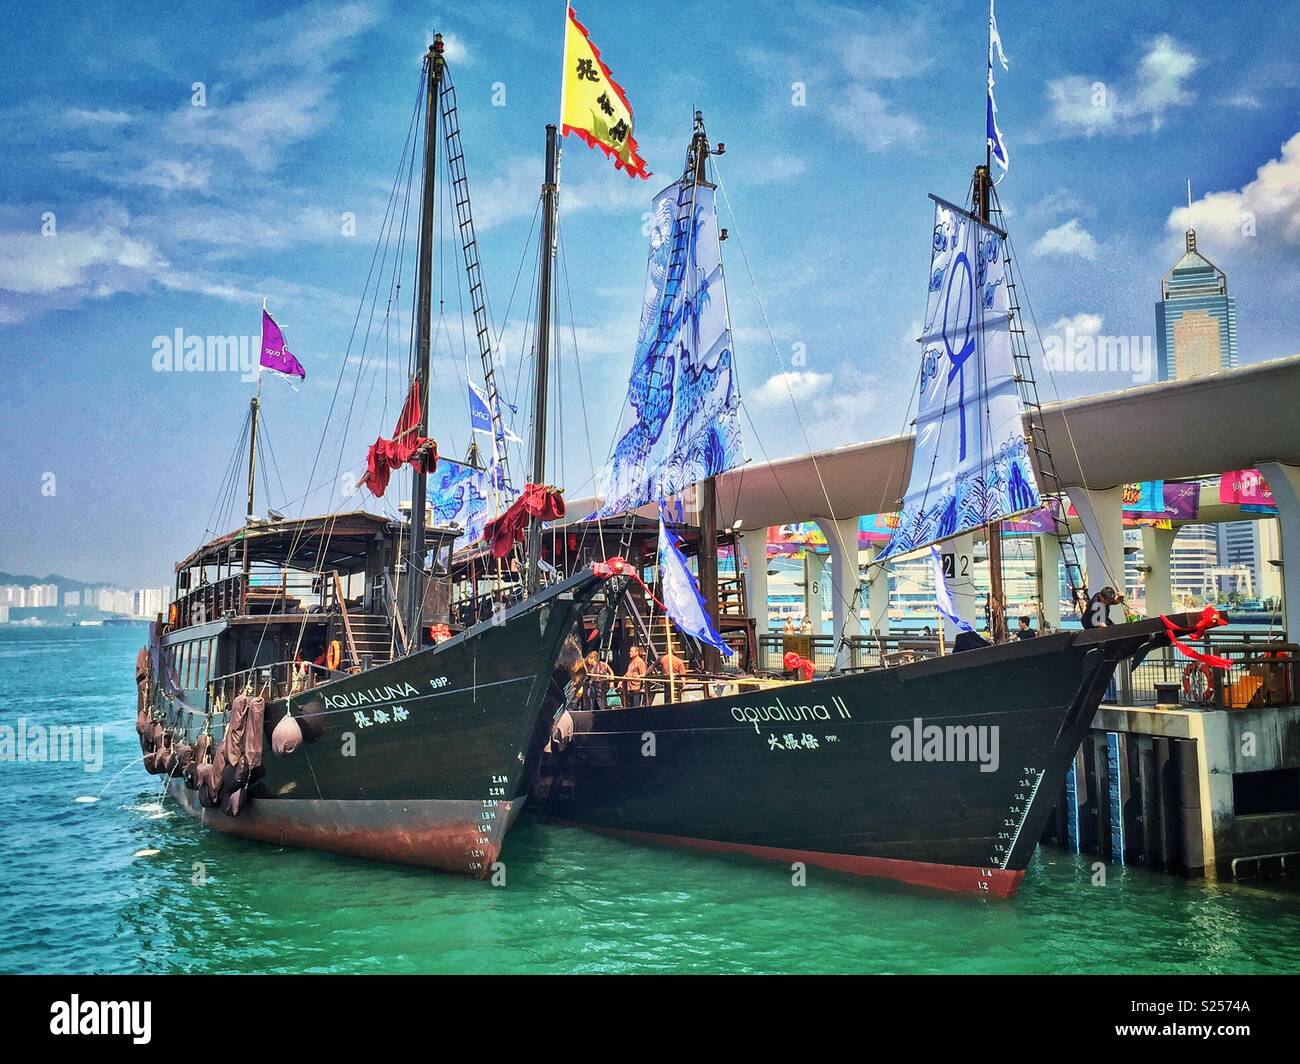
[{"xmin": 1156, "ymin": 193, "xmax": 1238, "ymax": 382}]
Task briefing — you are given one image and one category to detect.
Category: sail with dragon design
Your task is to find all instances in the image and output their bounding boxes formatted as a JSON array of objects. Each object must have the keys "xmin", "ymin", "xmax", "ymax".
[
  {"xmin": 878, "ymin": 195, "xmax": 1040, "ymax": 559},
  {"xmin": 593, "ymin": 140, "xmax": 744, "ymax": 519}
]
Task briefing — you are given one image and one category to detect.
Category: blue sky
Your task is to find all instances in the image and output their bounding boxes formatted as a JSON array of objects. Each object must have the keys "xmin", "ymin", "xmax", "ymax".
[{"xmin": 2, "ymin": 0, "xmax": 1298, "ymax": 587}]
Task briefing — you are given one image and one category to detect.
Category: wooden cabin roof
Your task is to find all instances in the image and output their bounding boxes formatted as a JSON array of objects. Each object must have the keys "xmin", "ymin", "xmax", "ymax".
[{"xmin": 176, "ymin": 511, "xmax": 459, "ymax": 573}]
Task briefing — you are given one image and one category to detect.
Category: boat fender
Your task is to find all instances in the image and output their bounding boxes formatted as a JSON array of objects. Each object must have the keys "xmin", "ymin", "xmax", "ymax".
[
  {"xmin": 197, "ymin": 757, "xmax": 222, "ymax": 809},
  {"xmin": 326, "ymin": 640, "xmax": 343, "ymax": 671},
  {"xmin": 295, "ymin": 698, "xmax": 328, "ymax": 743},
  {"xmin": 272, "ymin": 713, "xmax": 304, "ymax": 757},
  {"xmin": 183, "ymin": 735, "xmax": 210, "ymax": 790}
]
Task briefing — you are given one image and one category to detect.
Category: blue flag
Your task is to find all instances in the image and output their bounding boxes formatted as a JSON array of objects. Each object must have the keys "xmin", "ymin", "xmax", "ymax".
[
  {"xmin": 987, "ymin": 0, "xmax": 1009, "ymax": 172},
  {"xmin": 468, "ymin": 381, "xmax": 493, "ymax": 434},
  {"xmin": 931, "ymin": 546, "xmax": 975, "ymax": 634},
  {"xmin": 658, "ymin": 506, "xmax": 732, "ymax": 656}
]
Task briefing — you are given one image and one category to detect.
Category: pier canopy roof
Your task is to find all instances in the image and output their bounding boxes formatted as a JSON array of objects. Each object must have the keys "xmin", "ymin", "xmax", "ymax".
[{"xmin": 564, "ymin": 353, "xmax": 1300, "ymax": 530}]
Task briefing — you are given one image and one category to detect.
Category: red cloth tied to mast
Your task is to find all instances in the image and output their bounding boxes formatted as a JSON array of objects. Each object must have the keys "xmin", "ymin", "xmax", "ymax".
[
  {"xmin": 363, "ymin": 379, "xmax": 437, "ymax": 497},
  {"xmin": 484, "ymin": 484, "xmax": 566, "ymax": 558},
  {"xmin": 1161, "ymin": 605, "xmax": 1232, "ymax": 669}
]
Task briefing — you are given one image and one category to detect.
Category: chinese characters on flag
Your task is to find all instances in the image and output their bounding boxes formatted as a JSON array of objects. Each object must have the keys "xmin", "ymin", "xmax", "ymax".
[{"xmin": 561, "ymin": 6, "xmax": 651, "ymax": 179}]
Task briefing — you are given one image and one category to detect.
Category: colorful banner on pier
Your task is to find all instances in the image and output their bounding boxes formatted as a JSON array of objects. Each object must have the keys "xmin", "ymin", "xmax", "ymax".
[
  {"xmin": 1220, "ymin": 469, "xmax": 1277, "ymax": 514},
  {"xmin": 561, "ymin": 7, "xmax": 651, "ymax": 179},
  {"xmin": 766, "ymin": 515, "xmax": 899, "ymax": 557},
  {"xmin": 878, "ymin": 200, "xmax": 1040, "ymax": 559}
]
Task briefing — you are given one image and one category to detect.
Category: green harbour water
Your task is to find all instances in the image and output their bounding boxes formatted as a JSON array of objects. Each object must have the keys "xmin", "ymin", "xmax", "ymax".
[{"xmin": 2, "ymin": 624, "xmax": 1299, "ymax": 975}]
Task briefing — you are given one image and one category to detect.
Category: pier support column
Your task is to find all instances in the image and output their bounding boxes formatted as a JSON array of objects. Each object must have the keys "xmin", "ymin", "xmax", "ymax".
[
  {"xmin": 947, "ymin": 533, "xmax": 980, "ymax": 633},
  {"xmin": 1140, "ymin": 525, "xmax": 1175, "ymax": 618},
  {"xmin": 1034, "ymin": 534, "xmax": 1062, "ymax": 631},
  {"xmin": 864, "ymin": 544, "xmax": 892, "ymax": 636},
  {"xmin": 816, "ymin": 516, "xmax": 864, "ymax": 670},
  {"xmin": 1070, "ymin": 485, "xmax": 1127, "ymax": 623},
  {"xmin": 1257, "ymin": 461, "xmax": 1300, "ymax": 638},
  {"xmin": 737, "ymin": 528, "xmax": 770, "ymax": 637},
  {"xmin": 803, "ymin": 550, "xmax": 825, "ymax": 633}
]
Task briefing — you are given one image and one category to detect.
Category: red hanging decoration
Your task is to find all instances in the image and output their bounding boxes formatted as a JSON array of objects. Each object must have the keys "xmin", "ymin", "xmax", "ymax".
[
  {"xmin": 1160, "ymin": 605, "xmax": 1232, "ymax": 670},
  {"xmin": 483, "ymin": 484, "xmax": 566, "ymax": 558},
  {"xmin": 363, "ymin": 379, "xmax": 437, "ymax": 497}
]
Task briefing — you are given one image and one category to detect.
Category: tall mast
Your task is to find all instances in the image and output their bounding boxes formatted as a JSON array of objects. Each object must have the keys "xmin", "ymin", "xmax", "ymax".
[
  {"xmin": 688, "ymin": 111, "xmax": 723, "ymax": 673},
  {"xmin": 240, "ymin": 386, "xmax": 260, "ymax": 609},
  {"xmin": 406, "ymin": 35, "xmax": 445, "ymax": 635},
  {"xmin": 525, "ymin": 124, "xmax": 561, "ymax": 598},
  {"xmin": 973, "ymin": 161, "xmax": 1007, "ymax": 642}
]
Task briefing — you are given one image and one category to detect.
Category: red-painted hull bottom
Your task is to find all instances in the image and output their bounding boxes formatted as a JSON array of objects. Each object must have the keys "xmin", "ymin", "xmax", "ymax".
[
  {"xmin": 169, "ymin": 782, "xmax": 520, "ymax": 878},
  {"xmin": 555, "ymin": 820, "xmax": 1026, "ymax": 898}
]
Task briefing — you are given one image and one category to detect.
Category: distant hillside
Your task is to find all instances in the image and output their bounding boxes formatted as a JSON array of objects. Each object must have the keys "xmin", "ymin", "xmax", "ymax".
[{"xmin": 0, "ymin": 572, "xmax": 115, "ymax": 594}]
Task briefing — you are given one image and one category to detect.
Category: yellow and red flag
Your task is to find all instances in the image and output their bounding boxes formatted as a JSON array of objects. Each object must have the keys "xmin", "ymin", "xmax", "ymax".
[{"xmin": 561, "ymin": 6, "xmax": 651, "ymax": 179}]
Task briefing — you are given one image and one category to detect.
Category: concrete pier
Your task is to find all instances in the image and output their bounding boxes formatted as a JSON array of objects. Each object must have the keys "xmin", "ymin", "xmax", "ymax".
[{"xmin": 1042, "ymin": 698, "xmax": 1300, "ymax": 880}]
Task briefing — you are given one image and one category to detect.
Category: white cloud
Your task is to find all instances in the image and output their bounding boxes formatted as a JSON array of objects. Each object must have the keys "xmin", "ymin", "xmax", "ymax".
[
  {"xmin": 62, "ymin": 108, "xmax": 132, "ymax": 127},
  {"xmin": 748, "ymin": 369, "xmax": 832, "ymax": 407},
  {"xmin": 1047, "ymin": 35, "xmax": 1197, "ymax": 137},
  {"xmin": 826, "ymin": 84, "xmax": 921, "ymax": 151},
  {"xmin": 1167, "ymin": 131, "xmax": 1300, "ymax": 248},
  {"xmin": 1049, "ymin": 312, "xmax": 1104, "ymax": 339},
  {"xmin": 1031, "ymin": 218, "xmax": 1099, "ymax": 260}
]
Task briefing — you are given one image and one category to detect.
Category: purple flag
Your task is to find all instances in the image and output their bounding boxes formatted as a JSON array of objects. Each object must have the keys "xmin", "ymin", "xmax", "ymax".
[{"xmin": 260, "ymin": 308, "xmax": 305, "ymax": 379}]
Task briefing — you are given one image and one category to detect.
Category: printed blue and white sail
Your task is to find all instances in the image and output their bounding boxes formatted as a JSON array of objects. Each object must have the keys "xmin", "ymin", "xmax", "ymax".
[
  {"xmin": 427, "ymin": 457, "xmax": 508, "ymax": 545},
  {"xmin": 879, "ymin": 201, "xmax": 1040, "ymax": 559},
  {"xmin": 592, "ymin": 178, "xmax": 744, "ymax": 518},
  {"xmin": 657, "ymin": 506, "xmax": 732, "ymax": 656}
]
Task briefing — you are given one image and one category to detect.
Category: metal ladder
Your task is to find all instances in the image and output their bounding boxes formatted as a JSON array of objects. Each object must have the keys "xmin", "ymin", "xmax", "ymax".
[
  {"xmin": 991, "ymin": 190, "xmax": 1087, "ymax": 614},
  {"xmin": 439, "ymin": 70, "xmax": 511, "ymax": 487}
]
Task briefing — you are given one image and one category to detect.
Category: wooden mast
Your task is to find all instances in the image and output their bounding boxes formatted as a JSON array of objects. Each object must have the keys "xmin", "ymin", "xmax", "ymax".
[
  {"xmin": 688, "ymin": 111, "xmax": 723, "ymax": 673},
  {"xmin": 974, "ymin": 160, "xmax": 1007, "ymax": 643},
  {"xmin": 525, "ymin": 124, "xmax": 560, "ymax": 598},
  {"xmin": 240, "ymin": 387, "xmax": 260, "ymax": 611},
  {"xmin": 405, "ymin": 35, "xmax": 445, "ymax": 638}
]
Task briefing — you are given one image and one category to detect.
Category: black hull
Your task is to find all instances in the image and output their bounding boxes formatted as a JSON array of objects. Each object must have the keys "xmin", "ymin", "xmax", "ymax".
[
  {"xmin": 537, "ymin": 620, "xmax": 1172, "ymax": 896},
  {"xmin": 152, "ymin": 573, "xmax": 595, "ymax": 876}
]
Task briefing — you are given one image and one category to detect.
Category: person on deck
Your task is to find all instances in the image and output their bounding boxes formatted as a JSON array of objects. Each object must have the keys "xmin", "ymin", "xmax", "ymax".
[
  {"xmin": 799, "ymin": 615, "xmax": 814, "ymax": 634},
  {"xmin": 656, "ymin": 650, "xmax": 688, "ymax": 704},
  {"xmin": 782, "ymin": 617, "xmax": 796, "ymax": 634},
  {"xmin": 1081, "ymin": 587, "xmax": 1123, "ymax": 630},
  {"xmin": 1015, "ymin": 616, "xmax": 1036, "ymax": 640},
  {"xmin": 583, "ymin": 650, "xmax": 611, "ymax": 711},
  {"xmin": 623, "ymin": 645, "xmax": 647, "ymax": 708}
]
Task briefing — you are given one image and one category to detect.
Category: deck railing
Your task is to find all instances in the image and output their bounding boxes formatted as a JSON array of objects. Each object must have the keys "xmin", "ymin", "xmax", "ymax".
[
  {"xmin": 208, "ymin": 660, "xmax": 338, "ymax": 709},
  {"xmin": 167, "ymin": 569, "xmax": 349, "ymax": 633}
]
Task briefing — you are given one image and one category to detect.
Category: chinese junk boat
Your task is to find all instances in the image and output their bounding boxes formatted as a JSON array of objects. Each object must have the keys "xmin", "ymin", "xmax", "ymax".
[
  {"xmin": 525, "ymin": 125, "xmax": 1206, "ymax": 894},
  {"xmin": 135, "ymin": 36, "xmax": 601, "ymax": 876}
]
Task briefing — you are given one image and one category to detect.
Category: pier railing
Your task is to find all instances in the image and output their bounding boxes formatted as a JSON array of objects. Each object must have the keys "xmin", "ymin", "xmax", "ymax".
[{"xmin": 1121, "ymin": 637, "xmax": 1297, "ymax": 710}]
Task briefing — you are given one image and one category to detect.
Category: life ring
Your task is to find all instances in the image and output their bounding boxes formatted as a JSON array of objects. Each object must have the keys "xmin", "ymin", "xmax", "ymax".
[
  {"xmin": 326, "ymin": 640, "xmax": 343, "ymax": 671},
  {"xmin": 1182, "ymin": 661, "xmax": 1213, "ymax": 705},
  {"xmin": 168, "ymin": 603, "xmax": 178, "ymax": 627}
]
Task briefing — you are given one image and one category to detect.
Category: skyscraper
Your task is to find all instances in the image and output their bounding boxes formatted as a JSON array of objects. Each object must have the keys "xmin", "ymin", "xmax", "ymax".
[{"xmin": 1156, "ymin": 213, "xmax": 1238, "ymax": 382}]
